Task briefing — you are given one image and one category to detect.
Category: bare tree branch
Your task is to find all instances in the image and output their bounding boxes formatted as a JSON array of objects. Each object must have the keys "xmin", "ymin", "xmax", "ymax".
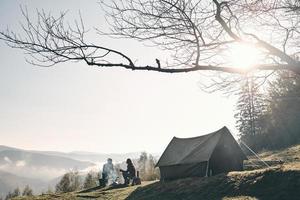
[{"xmin": 1, "ymin": 1, "xmax": 300, "ymax": 91}]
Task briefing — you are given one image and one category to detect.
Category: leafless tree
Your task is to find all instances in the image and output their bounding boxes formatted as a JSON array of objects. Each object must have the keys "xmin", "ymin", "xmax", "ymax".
[
  {"xmin": 103, "ymin": 0, "xmax": 300, "ymax": 72},
  {"xmin": 1, "ymin": 1, "xmax": 300, "ymax": 82}
]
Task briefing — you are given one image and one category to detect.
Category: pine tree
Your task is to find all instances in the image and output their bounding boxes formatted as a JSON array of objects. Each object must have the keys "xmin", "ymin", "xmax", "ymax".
[
  {"xmin": 235, "ymin": 76, "xmax": 266, "ymax": 150},
  {"xmin": 264, "ymin": 71, "xmax": 300, "ymax": 148}
]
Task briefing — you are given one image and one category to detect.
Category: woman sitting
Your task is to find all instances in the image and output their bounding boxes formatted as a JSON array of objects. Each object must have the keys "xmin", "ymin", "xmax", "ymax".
[{"xmin": 120, "ymin": 158, "xmax": 136, "ymax": 185}]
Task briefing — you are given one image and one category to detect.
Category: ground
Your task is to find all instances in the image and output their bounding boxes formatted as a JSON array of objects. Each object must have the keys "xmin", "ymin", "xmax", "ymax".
[{"xmin": 14, "ymin": 145, "xmax": 300, "ymax": 200}]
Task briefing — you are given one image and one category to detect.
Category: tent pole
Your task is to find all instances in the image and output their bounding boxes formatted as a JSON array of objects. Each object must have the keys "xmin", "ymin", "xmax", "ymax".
[
  {"xmin": 205, "ymin": 160, "xmax": 209, "ymax": 177},
  {"xmin": 240, "ymin": 140, "xmax": 270, "ymax": 168}
]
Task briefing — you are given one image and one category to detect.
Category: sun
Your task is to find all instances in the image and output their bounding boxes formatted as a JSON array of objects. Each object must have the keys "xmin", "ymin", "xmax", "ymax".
[{"xmin": 229, "ymin": 43, "xmax": 261, "ymax": 69}]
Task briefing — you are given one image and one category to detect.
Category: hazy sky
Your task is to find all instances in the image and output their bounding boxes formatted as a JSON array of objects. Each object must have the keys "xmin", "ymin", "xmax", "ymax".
[{"xmin": 0, "ymin": 0, "xmax": 238, "ymax": 154}]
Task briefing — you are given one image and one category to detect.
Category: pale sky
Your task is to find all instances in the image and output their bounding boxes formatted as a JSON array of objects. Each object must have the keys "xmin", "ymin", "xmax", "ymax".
[{"xmin": 0, "ymin": 0, "xmax": 238, "ymax": 154}]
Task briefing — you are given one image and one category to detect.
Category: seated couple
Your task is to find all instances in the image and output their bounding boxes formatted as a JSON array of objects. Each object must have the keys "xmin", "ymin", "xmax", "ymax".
[{"xmin": 102, "ymin": 158, "xmax": 138, "ymax": 186}]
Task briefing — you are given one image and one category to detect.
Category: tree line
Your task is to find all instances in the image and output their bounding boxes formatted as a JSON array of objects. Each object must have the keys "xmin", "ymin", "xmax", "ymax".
[
  {"xmin": 235, "ymin": 71, "xmax": 300, "ymax": 152},
  {"xmin": 2, "ymin": 185, "xmax": 33, "ymax": 200}
]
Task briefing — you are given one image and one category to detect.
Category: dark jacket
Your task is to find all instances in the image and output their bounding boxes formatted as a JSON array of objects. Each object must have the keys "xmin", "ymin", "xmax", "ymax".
[{"xmin": 127, "ymin": 163, "xmax": 136, "ymax": 177}]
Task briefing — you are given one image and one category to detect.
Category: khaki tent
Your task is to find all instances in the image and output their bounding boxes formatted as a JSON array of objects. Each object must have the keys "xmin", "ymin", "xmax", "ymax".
[{"xmin": 156, "ymin": 126, "xmax": 247, "ymax": 180}]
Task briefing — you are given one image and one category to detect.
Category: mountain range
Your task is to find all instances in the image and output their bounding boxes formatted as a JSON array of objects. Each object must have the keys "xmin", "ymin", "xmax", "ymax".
[{"xmin": 0, "ymin": 145, "xmax": 141, "ymax": 198}]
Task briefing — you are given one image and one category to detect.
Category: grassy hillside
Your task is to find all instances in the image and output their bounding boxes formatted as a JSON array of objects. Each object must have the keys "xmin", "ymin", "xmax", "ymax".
[
  {"xmin": 255, "ymin": 144, "xmax": 300, "ymax": 162},
  {"xmin": 13, "ymin": 145, "xmax": 300, "ymax": 200}
]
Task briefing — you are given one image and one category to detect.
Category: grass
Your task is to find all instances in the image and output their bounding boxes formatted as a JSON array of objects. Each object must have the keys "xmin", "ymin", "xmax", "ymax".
[
  {"xmin": 125, "ymin": 164, "xmax": 300, "ymax": 200},
  {"xmin": 13, "ymin": 145, "xmax": 300, "ymax": 200},
  {"xmin": 256, "ymin": 145, "xmax": 300, "ymax": 163}
]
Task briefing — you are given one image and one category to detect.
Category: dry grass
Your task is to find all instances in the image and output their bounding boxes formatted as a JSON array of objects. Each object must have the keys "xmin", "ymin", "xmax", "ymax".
[
  {"xmin": 251, "ymin": 144, "xmax": 300, "ymax": 163},
  {"xmin": 13, "ymin": 193, "xmax": 77, "ymax": 200},
  {"xmin": 222, "ymin": 197, "xmax": 259, "ymax": 200}
]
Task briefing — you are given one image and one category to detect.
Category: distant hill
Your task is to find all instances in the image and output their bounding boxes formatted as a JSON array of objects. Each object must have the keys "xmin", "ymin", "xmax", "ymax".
[
  {"xmin": 0, "ymin": 149, "xmax": 95, "ymax": 181},
  {"xmin": 0, "ymin": 145, "xmax": 19, "ymax": 152},
  {"xmin": 0, "ymin": 170, "xmax": 47, "ymax": 198},
  {"xmin": 0, "ymin": 145, "xmax": 141, "ymax": 163},
  {"xmin": 0, "ymin": 150, "xmax": 94, "ymax": 169},
  {"xmin": 33, "ymin": 150, "xmax": 141, "ymax": 163}
]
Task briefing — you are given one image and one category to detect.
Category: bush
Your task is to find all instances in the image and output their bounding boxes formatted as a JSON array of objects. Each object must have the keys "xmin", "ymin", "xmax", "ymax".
[
  {"xmin": 137, "ymin": 152, "xmax": 160, "ymax": 181},
  {"xmin": 22, "ymin": 185, "xmax": 33, "ymax": 196},
  {"xmin": 55, "ymin": 170, "xmax": 82, "ymax": 193},
  {"xmin": 83, "ymin": 171, "xmax": 99, "ymax": 189}
]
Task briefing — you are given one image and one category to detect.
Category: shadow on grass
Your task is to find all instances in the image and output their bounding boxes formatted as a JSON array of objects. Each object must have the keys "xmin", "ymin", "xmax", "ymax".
[{"xmin": 125, "ymin": 168, "xmax": 300, "ymax": 200}]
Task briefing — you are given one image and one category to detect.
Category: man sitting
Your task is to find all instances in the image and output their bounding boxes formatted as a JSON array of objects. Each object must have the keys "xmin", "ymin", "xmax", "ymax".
[{"xmin": 101, "ymin": 158, "xmax": 116, "ymax": 186}]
